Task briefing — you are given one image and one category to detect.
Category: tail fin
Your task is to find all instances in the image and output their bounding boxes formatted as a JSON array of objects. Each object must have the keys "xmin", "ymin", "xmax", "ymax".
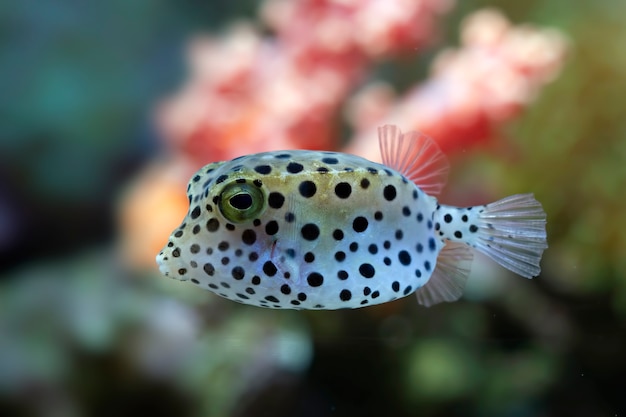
[{"xmin": 474, "ymin": 193, "xmax": 547, "ymax": 278}]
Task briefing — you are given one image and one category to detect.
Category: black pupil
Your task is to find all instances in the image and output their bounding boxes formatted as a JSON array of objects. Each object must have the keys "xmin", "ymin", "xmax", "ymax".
[{"xmin": 230, "ymin": 193, "xmax": 253, "ymax": 210}]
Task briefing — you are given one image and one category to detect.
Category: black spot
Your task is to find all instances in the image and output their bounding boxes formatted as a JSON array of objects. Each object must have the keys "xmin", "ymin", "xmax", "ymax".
[
  {"xmin": 428, "ymin": 237, "xmax": 437, "ymax": 251},
  {"xmin": 384, "ymin": 169, "xmax": 393, "ymax": 176},
  {"xmin": 317, "ymin": 167, "xmax": 329, "ymax": 173},
  {"xmin": 249, "ymin": 252, "xmax": 259, "ymax": 261},
  {"xmin": 307, "ymin": 272, "xmax": 324, "ymax": 287},
  {"xmin": 349, "ymin": 242, "xmax": 359, "ymax": 252},
  {"xmin": 280, "ymin": 284, "xmax": 292, "ymax": 295},
  {"xmin": 275, "ymin": 153, "xmax": 291, "ymax": 159},
  {"xmin": 220, "ymin": 282, "xmax": 230, "ymax": 289},
  {"xmin": 192, "ymin": 225, "xmax": 201, "ymax": 234},
  {"xmin": 383, "ymin": 257, "xmax": 391, "ymax": 266},
  {"xmin": 172, "ymin": 248, "xmax": 180, "ymax": 257},
  {"xmin": 191, "ymin": 278, "xmax": 200, "ymax": 284},
  {"xmin": 301, "ymin": 223, "xmax": 320, "ymax": 240},
  {"xmin": 246, "ymin": 287, "xmax": 255, "ymax": 294},
  {"xmin": 268, "ymin": 192, "xmax": 285, "ymax": 209},
  {"xmin": 265, "ymin": 220, "xmax": 279, "ymax": 235},
  {"xmin": 395, "ymin": 230, "xmax": 403, "ymax": 240},
  {"xmin": 265, "ymin": 295, "xmax": 279, "ymax": 303},
  {"xmin": 207, "ymin": 218, "xmax": 219, "ymax": 232},
  {"xmin": 167, "ymin": 242, "xmax": 174, "ymax": 248},
  {"xmin": 398, "ymin": 250, "xmax": 411, "ymax": 266},
  {"xmin": 352, "ymin": 216, "xmax": 369, "ymax": 233},
  {"xmin": 333, "ymin": 229, "xmax": 344, "ymax": 240},
  {"xmin": 285, "ymin": 212, "xmax": 295, "ymax": 222},
  {"xmin": 263, "ymin": 261, "xmax": 278, "ymax": 276},
  {"xmin": 291, "ymin": 300, "xmax": 300, "ymax": 306},
  {"xmin": 322, "ymin": 157, "xmax": 338, "ymax": 164},
  {"xmin": 193, "ymin": 175, "xmax": 201, "ymax": 182},
  {"xmin": 444, "ymin": 214, "xmax": 453, "ymax": 223},
  {"xmin": 416, "ymin": 213, "xmax": 423, "ymax": 222},
  {"xmin": 392, "ymin": 281, "xmax": 400, "ymax": 292},
  {"xmin": 454, "ymin": 231, "xmax": 463, "ymax": 239},
  {"xmin": 334, "ymin": 182, "xmax": 352, "ymax": 199},
  {"xmin": 253, "ymin": 179, "xmax": 263, "ymax": 187},
  {"xmin": 359, "ymin": 263, "xmax": 375, "ymax": 278},
  {"xmin": 178, "ymin": 268, "xmax": 187, "ymax": 275},
  {"xmin": 304, "ymin": 252, "xmax": 315, "ymax": 263},
  {"xmin": 427, "ymin": 220, "xmax": 433, "ymax": 229},
  {"xmin": 299, "ymin": 181, "xmax": 317, "ymax": 198},
  {"xmin": 174, "ymin": 230, "xmax": 183, "ymax": 238},
  {"xmin": 190, "ymin": 244, "xmax": 200, "ymax": 254},
  {"xmin": 254, "ymin": 165, "xmax": 272, "ymax": 175},
  {"xmin": 469, "ymin": 225, "xmax": 478, "ymax": 233},
  {"xmin": 286, "ymin": 249, "xmax": 296, "ymax": 258},
  {"xmin": 206, "ymin": 247, "xmax": 213, "ymax": 255},
  {"xmin": 235, "ymin": 178, "xmax": 246, "ymax": 184},
  {"xmin": 236, "ymin": 293, "xmax": 249, "ymax": 300},
  {"xmin": 402, "ymin": 206, "xmax": 411, "ymax": 216},
  {"xmin": 251, "ymin": 276, "xmax": 261, "ymax": 285},
  {"xmin": 372, "ymin": 291, "xmax": 380, "ymax": 299},
  {"xmin": 374, "ymin": 211, "xmax": 383, "ymax": 221},
  {"xmin": 363, "ymin": 287, "xmax": 371, "ymax": 296},
  {"xmin": 383, "ymin": 240, "xmax": 391, "ymax": 249},
  {"xmin": 216, "ymin": 175, "xmax": 228, "ymax": 184},
  {"xmin": 191, "ymin": 206, "xmax": 201, "ymax": 219},
  {"xmin": 286, "ymin": 162, "xmax": 304, "ymax": 173},
  {"xmin": 339, "ymin": 289, "xmax": 352, "ymax": 301},
  {"xmin": 284, "ymin": 272, "xmax": 291, "ymax": 279},
  {"xmin": 462, "ymin": 215, "xmax": 468, "ymax": 222},
  {"xmin": 413, "ymin": 190, "xmax": 418, "ymax": 200},
  {"xmin": 337, "ymin": 270, "xmax": 348, "ymax": 280},
  {"xmin": 368, "ymin": 244, "xmax": 378, "ymax": 254},
  {"xmin": 334, "ymin": 251, "xmax": 346, "ymax": 262},
  {"xmin": 298, "ymin": 292, "xmax": 307, "ymax": 301},
  {"xmin": 203, "ymin": 263, "xmax": 215, "ymax": 276},
  {"xmin": 225, "ymin": 223, "xmax": 235, "ymax": 231},
  {"xmin": 435, "ymin": 223, "xmax": 441, "ymax": 231},
  {"xmin": 367, "ymin": 167, "xmax": 378, "ymax": 174},
  {"xmin": 415, "ymin": 269, "xmax": 422, "ymax": 278},
  {"xmin": 424, "ymin": 261, "xmax": 431, "ymax": 271},
  {"xmin": 361, "ymin": 178, "xmax": 370, "ymax": 189},
  {"xmin": 416, "ymin": 243, "xmax": 423, "ymax": 253},
  {"xmin": 232, "ymin": 267, "xmax": 245, "ymax": 280},
  {"xmin": 383, "ymin": 185, "xmax": 397, "ymax": 201},
  {"xmin": 218, "ymin": 241, "xmax": 229, "ymax": 251},
  {"xmin": 242, "ymin": 229, "xmax": 257, "ymax": 245},
  {"xmin": 221, "ymin": 257, "xmax": 230, "ymax": 265},
  {"xmin": 403, "ymin": 285, "xmax": 413, "ymax": 296}
]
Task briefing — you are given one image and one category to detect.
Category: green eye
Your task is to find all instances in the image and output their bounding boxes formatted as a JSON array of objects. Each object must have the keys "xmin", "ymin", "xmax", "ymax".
[{"xmin": 218, "ymin": 182, "xmax": 265, "ymax": 223}]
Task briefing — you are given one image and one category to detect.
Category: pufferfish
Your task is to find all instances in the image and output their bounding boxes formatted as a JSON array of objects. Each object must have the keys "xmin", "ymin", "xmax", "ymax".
[{"xmin": 157, "ymin": 125, "xmax": 547, "ymax": 309}]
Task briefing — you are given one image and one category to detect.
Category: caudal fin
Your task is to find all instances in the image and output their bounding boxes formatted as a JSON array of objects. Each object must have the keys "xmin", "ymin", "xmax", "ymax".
[{"xmin": 474, "ymin": 193, "xmax": 547, "ymax": 278}]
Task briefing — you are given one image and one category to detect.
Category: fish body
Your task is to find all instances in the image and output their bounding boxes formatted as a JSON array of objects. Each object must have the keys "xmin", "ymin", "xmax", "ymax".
[{"xmin": 157, "ymin": 125, "xmax": 547, "ymax": 309}]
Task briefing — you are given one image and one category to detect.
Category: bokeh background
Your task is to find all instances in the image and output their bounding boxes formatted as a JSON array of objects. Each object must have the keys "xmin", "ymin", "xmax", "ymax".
[{"xmin": 1, "ymin": 0, "xmax": 625, "ymax": 416}]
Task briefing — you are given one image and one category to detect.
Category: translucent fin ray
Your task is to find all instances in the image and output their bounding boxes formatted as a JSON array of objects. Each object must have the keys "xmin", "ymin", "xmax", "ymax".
[
  {"xmin": 474, "ymin": 193, "xmax": 547, "ymax": 278},
  {"xmin": 415, "ymin": 243, "xmax": 473, "ymax": 307},
  {"xmin": 378, "ymin": 125, "xmax": 450, "ymax": 196}
]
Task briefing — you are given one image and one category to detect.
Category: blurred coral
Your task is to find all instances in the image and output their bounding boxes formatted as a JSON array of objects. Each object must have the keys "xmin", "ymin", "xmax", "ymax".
[
  {"xmin": 120, "ymin": 2, "xmax": 566, "ymax": 271},
  {"xmin": 346, "ymin": 8, "xmax": 569, "ymax": 159}
]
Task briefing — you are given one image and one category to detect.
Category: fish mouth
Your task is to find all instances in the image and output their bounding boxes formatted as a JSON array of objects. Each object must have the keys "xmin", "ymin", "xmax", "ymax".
[{"xmin": 155, "ymin": 249, "xmax": 190, "ymax": 281}]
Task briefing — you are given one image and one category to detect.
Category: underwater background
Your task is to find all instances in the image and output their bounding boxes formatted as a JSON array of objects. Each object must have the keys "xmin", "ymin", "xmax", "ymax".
[{"xmin": 1, "ymin": 0, "xmax": 625, "ymax": 416}]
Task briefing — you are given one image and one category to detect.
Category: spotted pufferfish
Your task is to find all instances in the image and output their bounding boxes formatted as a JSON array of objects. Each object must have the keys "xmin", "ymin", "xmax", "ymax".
[{"xmin": 157, "ymin": 125, "xmax": 547, "ymax": 309}]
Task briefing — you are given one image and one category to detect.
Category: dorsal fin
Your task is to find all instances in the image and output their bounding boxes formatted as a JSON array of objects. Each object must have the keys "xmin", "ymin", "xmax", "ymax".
[
  {"xmin": 414, "ymin": 242, "xmax": 473, "ymax": 307},
  {"xmin": 378, "ymin": 124, "xmax": 449, "ymax": 196}
]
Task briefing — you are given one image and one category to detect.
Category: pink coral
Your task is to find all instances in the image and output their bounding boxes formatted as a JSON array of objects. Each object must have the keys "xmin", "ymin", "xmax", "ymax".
[{"xmin": 120, "ymin": 3, "xmax": 566, "ymax": 270}]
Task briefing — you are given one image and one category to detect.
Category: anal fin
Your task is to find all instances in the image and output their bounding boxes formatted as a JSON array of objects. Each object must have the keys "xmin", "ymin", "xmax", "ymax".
[{"xmin": 415, "ymin": 242, "xmax": 473, "ymax": 307}]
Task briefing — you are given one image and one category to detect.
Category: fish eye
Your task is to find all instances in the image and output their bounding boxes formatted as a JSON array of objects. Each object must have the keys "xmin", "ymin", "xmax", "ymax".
[{"xmin": 218, "ymin": 181, "xmax": 265, "ymax": 223}]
